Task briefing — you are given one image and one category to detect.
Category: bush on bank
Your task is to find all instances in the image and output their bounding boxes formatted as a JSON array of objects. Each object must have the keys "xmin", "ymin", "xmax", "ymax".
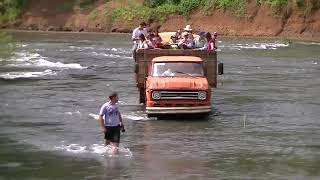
[
  {"xmin": 0, "ymin": 0, "xmax": 94, "ymax": 24},
  {"xmin": 0, "ymin": 0, "xmax": 319, "ymax": 26},
  {"xmin": 111, "ymin": 0, "xmax": 248, "ymax": 21},
  {"xmin": 111, "ymin": 0, "xmax": 320, "ymax": 21},
  {"xmin": 0, "ymin": 0, "xmax": 27, "ymax": 24}
]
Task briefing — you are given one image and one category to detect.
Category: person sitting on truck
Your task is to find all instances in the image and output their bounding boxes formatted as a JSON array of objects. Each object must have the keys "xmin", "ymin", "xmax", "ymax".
[
  {"xmin": 146, "ymin": 31, "xmax": 155, "ymax": 48},
  {"xmin": 132, "ymin": 22, "xmax": 147, "ymax": 51},
  {"xmin": 175, "ymin": 29, "xmax": 182, "ymax": 40},
  {"xmin": 194, "ymin": 31, "xmax": 207, "ymax": 50},
  {"xmin": 169, "ymin": 35, "xmax": 179, "ymax": 49},
  {"xmin": 137, "ymin": 33, "xmax": 150, "ymax": 49},
  {"xmin": 183, "ymin": 25, "xmax": 193, "ymax": 34},
  {"xmin": 178, "ymin": 32, "xmax": 194, "ymax": 49},
  {"xmin": 177, "ymin": 32, "xmax": 187, "ymax": 49},
  {"xmin": 206, "ymin": 32, "xmax": 215, "ymax": 51},
  {"xmin": 183, "ymin": 25, "xmax": 194, "ymax": 41},
  {"xmin": 146, "ymin": 29, "xmax": 154, "ymax": 41},
  {"xmin": 152, "ymin": 31, "xmax": 163, "ymax": 48}
]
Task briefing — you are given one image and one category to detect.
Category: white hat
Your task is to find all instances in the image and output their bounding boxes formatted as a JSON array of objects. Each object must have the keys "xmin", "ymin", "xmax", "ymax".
[{"xmin": 184, "ymin": 25, "xmax": 192, "ymax": 32}]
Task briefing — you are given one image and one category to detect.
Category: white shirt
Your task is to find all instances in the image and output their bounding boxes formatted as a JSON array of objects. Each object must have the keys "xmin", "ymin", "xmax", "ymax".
[
  {"xmin": 162, "ymin": 69, "xmax": 174, "ymax": 76},
  {"xmin": 99, "ymin": 102, "xmax": 120, "ymax": 127},
  {"xmin": 132, "ymin": 27, "xmax": 147, "ymax": 43},
  {"xmin": 138, "ymin": 41, "xmax": 149, "ymax": 49},
  {"xmin": 194, "ymin": 38, "xmax": 207, "ymax": 49}
]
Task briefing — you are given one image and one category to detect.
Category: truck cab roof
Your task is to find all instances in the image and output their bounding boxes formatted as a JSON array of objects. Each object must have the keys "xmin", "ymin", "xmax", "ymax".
[{"xmin": 152, "ymin": 56, "xmax": 203, "ymax": 63}]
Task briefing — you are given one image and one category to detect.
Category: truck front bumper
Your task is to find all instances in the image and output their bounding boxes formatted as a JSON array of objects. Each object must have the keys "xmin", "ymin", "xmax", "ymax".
[{"xmin": 146, "ymin": 106, "xmax": 212, "ymax": 115}]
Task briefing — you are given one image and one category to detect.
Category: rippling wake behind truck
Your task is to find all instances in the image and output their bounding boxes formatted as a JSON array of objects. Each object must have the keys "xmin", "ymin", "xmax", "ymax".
[{"xmin": 133, "ymin": 38, "xmax": 222, "ymax": 117}]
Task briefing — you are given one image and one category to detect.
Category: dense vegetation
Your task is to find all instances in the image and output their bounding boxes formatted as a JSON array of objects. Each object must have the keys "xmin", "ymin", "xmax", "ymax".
[
  {"xmin": 0, "ymin": 0, "xmax": 319, "ymax": 24},
  {"xmin": 112, "ymin": 0, "xmax": 320, "ymax": 21},
  {"xmin": 0, "ymin": 0, "xmax": 93, "ymax": 24},
  {"xmin": 0, "ymin": 0, "xmax": 27, "ymax": 24},
  {"xmin": 111, "ymin": 0, "xmax": 248, "ymax": 22}
]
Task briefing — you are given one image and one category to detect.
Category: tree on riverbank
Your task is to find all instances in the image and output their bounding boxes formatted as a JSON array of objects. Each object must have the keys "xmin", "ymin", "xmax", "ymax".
[{"xmin": 0, "ymin": 0, "xmax": 27, "ymax": 24}]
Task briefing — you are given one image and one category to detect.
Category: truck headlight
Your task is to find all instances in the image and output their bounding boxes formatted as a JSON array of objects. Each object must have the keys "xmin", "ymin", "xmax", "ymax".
[
  {"xmin": 152, "ymin": 91, "xmax": 161, "ymax": 100},
  {"xmin": 198, "ymin": 91, "xmax": 207, "ymax": 100}
]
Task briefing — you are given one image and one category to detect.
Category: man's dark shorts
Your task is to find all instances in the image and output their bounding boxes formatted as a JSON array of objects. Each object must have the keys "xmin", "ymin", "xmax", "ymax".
[{"xmin": 105, "ymin": 125, "xmax": 120, "ymax": 143}]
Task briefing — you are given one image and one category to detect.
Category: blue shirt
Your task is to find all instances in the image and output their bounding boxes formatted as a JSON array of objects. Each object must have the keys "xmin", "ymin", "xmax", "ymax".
[{"xmin": 99, "ymin": 102, "xmax": 120, "ymax": 127}]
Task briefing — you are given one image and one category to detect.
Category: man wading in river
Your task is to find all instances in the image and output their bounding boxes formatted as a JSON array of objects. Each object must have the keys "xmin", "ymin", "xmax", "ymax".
[{"xmin": 99, "ymin": 92, "xmax": 125, "ymax": 153}]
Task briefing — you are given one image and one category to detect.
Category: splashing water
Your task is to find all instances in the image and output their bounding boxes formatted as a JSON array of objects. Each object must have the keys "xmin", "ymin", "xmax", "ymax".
[
  {"xmin": 89, "ymin": 113, "xmax": 99, "ymax": 120},
  {"xmin": 89, "ymin": 113, "xmax": 149, "ymax": 121},
  {"xmin": 0, "ymin": 69, "xmax": 57, "ymax": 79},
  {"xmin": 6, "ymin": 52, "xmax": 87, "ymax": 69},
  {"xmin": 54, "ymin": 143, "xmax": 133, "ymax": 157}
]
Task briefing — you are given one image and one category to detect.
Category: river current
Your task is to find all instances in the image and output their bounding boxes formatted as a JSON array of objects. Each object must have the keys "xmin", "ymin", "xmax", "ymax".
[{"xmin": 0, "ymin": 31, "xmax": 319, "ymax": 179}]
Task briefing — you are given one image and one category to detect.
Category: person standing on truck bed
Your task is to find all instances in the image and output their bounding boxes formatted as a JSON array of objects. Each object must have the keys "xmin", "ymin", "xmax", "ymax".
[
  {"xmin": 132, "ymin": 22, "xmax": 147, "ymax": 52},
  {"xmin": 99, "ymin": 92, "xmax": 125, "ymax": 153},
  {"xmin": 206, "ymin": 32, "xmax": 215, "ymax": 51},
  {"xmin": 212, "ymin": 32, "xmax": 218, "ymax": 50}
]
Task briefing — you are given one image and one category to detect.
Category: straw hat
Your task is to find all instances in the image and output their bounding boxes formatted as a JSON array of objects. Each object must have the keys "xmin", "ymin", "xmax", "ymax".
[{"xmin": 184, "ymin": 25, "xmax": 192, "ymax": 32}]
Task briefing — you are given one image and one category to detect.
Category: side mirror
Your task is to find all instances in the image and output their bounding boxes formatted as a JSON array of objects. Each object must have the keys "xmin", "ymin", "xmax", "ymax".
[{"xmin": 218, "ymin": 62, "xmax": 224, "ymax": 75}]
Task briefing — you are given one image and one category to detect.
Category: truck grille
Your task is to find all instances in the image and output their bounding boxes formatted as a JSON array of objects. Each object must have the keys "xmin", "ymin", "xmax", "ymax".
[{"xmin": 160, "ymin": 91, "xmax": 199, "ymax": 100}]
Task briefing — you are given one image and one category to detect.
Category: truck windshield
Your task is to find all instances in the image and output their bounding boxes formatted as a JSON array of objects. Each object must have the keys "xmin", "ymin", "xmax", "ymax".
[{"xmin": 152, "ymin": 62, "xmax": 204, "ymax": 77}]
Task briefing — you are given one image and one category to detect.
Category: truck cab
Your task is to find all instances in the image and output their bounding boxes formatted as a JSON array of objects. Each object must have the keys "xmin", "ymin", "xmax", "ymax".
[{"xmin": 145, "ymin": 56, "xmax": 211, "ymax": 115}]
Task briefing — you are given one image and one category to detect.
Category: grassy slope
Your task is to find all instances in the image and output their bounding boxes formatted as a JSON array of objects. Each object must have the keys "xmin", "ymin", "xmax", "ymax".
[
  {"xmin": 110, "ymin": 0, "xmax": 320, "ymax": 22},
  {"xmin": 1, "ymin": 0, "xmax": 320, "ymax": 41},
  {"xmin": 1, "ymin": 0, "xmax": 319, "ymax": 24}
]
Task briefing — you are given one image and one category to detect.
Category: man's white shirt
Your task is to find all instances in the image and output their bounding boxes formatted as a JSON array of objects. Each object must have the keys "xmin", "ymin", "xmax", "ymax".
[{"xmin": 132, "ymin": 27, "xmax": 147, "ymax": 43}]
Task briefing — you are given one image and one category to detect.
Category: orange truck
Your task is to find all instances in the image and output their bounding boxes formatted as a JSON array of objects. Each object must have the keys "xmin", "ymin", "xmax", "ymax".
[{"xmin": 134, "ymin": 48, "xmax": 222, "ymax": 117}]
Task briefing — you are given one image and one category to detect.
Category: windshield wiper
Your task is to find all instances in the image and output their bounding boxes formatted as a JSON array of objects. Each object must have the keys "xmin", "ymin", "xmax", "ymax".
[{"xmin": 172, "ymin": 71, "xmax": 193, "ymax": 76}]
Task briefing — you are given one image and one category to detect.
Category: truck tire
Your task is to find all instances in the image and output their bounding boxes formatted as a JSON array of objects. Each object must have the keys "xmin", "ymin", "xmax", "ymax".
[{"xmin": 139, "ymin": 88, "xmax": 145, "ymax": 104}]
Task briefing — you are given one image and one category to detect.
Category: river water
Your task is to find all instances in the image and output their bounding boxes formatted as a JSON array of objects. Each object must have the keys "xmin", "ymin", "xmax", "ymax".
[{"xmin": 0, "ymin": 31, "xmax": 319, "ymax": 179}]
